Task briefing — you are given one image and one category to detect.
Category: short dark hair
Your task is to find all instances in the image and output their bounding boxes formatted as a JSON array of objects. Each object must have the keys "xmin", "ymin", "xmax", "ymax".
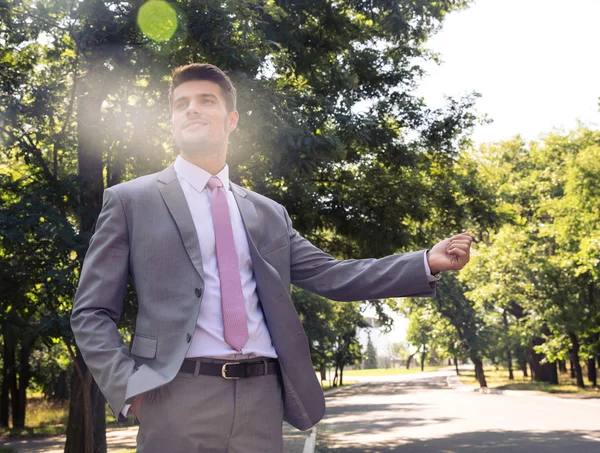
[{"xmin": 169, "ymin": 63, "xmax": 237, "ymax": 112}]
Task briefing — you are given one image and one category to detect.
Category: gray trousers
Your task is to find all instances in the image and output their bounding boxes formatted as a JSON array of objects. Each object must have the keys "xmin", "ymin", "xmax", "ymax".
[{"xmin": 136, "ymin": 358, "xmax": 284, "ymax": 453}]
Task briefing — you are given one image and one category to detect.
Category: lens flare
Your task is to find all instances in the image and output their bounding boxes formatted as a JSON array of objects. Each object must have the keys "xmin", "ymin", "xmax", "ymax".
[{"xmin": 138, "ymin": 1, "xmax": 178, "ymax": 42}]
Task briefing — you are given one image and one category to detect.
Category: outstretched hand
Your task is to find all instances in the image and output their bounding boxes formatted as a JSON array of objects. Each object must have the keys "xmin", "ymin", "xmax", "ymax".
[{"xmin": 427, "ymin": 232, "xmax": 473, "ymax": 275}]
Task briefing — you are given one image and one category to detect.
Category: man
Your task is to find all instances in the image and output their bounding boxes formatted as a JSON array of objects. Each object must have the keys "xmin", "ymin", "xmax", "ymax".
[{"xmin": 71, "ymin": 63, "xmax": 472, "ymax": 453}]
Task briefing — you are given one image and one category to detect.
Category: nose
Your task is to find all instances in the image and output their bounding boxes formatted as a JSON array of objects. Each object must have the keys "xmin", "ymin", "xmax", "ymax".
[{"xmin": 185, "ymin": 100, "xmax": 200, "ymax": 116}]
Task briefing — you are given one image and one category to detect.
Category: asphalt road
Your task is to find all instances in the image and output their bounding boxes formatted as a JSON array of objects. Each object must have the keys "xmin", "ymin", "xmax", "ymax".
[{"xmin": 316, "ymin": 370, "xmax": 600, "ymax": 452}]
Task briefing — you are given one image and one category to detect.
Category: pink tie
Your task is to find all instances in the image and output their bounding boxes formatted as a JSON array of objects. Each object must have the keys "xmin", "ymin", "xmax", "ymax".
[{"xmin": 207, "ymin": 176, "xmax": 249, "ymax": 352}]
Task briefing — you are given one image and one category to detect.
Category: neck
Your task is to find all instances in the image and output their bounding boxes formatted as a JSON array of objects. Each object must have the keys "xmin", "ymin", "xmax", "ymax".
[{"xmin": 179, "ymin": 150, "xmax": 226, "ymax": 175}]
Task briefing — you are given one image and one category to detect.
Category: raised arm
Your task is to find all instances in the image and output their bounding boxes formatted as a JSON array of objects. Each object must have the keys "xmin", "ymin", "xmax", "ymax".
[{"xmin": 284, "ymin": 207, "xmax": 436, "ymax": 301}]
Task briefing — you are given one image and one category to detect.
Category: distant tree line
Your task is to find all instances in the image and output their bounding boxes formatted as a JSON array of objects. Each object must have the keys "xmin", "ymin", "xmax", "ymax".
[{"xmin": 403, "ymin": 129, "xmax": 600, "ymax": 388}]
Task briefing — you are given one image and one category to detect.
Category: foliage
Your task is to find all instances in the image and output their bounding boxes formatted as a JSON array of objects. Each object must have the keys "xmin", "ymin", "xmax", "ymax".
[
  {"xmin": 411, "ymin": 129, "xmax": 600, "ymax": 388},
  {"xmin": 363, "ymin": 334, "xmax": 378, "ymax": 369},
  {"xmin": 1, "ymin": 0, "xmax": 487, "ymax": 447}
]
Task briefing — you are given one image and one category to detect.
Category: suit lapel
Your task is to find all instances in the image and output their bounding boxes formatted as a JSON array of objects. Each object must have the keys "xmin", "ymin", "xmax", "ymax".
[
  {"xmin": 231, "ymin": 182, "xmax": 261, "ymax": 250},
  {"xmin": 157, "ymin": 165, "xmax": 204, "ymax": 282}
]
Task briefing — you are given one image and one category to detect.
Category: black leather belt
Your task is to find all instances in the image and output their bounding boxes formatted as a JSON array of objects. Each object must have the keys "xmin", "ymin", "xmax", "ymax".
[{"xmin": 180, "ymin": 358, "xmax": 279, "ymax": 379}]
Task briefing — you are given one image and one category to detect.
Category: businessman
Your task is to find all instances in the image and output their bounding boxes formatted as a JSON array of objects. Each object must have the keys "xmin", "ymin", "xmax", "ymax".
[{"xmin": 70, "ymin": 63, "xmax": 472, "ymax": 453}]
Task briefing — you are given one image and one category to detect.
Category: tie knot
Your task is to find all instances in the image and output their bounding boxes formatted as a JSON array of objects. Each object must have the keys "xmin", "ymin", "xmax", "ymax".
[{"xmin": 207, "ymin": 176, "xmax": 223, "ymax": 191}]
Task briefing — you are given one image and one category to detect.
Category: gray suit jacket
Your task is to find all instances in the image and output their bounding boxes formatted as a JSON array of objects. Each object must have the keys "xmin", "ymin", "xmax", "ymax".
[{"xmin": 70, "ymin": 164, "xmax": 436, "ymax": 430}]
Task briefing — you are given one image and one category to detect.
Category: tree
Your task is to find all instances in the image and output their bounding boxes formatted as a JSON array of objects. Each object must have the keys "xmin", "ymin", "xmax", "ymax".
[
  {"xmin": 364, "ymin": 334, "xmax": 378, "ymax": 369},
  {"xmin": 390, "ymin": 341, "xmax": 411, "ymax": 366},
  {"xmin": 461, "ymin": 129, "xmax": 600, "ymax": 388},
  {"xmin": 292, "ymin": 287, "xmax": 335, "ymax": 381},
  {"xmin": 434, "ymin": 273, "xmax": 490, "ymax": 387},
  {"xmin": 330, "ymin": 303, "xmax": 368, "ymax": 387},
  {"xmin": 406, "ymin": 307, "xmax": 433, "ymax": 372},
  {"xmin": 2, "ymin": 0, "xmax": 484, "ymax": 447}
]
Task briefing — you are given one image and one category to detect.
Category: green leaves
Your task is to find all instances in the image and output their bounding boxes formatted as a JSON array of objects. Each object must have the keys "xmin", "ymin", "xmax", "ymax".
[{"xmin": 459, "ymin": 128, "xmax": 600, "ymax": 378}]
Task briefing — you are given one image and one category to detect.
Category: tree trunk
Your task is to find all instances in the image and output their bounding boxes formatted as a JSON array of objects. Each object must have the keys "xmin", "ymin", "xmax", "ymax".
[
  {"xmin": 530, "ymin": 340, "xmax": 557, "ymax": 383},
  {"xmin": 546, "ymin": 361, "xmax": 558, "ymax": 385},
  {"xmin": 0, "ymin": 375, "xmax": 9, "ymax": 427},
  {"xmin": 92, "ymin": 383, "xmax": 107, "ymax": 453},
  {"xmin": 568, "ymin": 332, "xmax": 585, "ymax": 388},
  {"xmin": 66, "ymin": 57, "xmax": 108, "ymax": 453},
  {"xmin": 0, "ymin": 340, "xmax": 13, "ymax": 427},
  {"xmin": 471, "ymin": 354, "xmax": 487, "ymax": 388},
  {"xmin": 502, "ymin": 310, "xmax": 513, "ymax": 380},
  {"xmin": 420, "ymin": 348, "xmax": 426, "ymax": 372},
  {"xmin": 454, "ymin": 356, "xmax": 459, "ymax": 375},
  {"xmin": 6, "ymin": 343, "xmax": 18, "ymax": 429},
  {"xmin": 339, "ymin": 365, "xmax": 344, "ymax": 386},
  {"xmin": 64, "ymin": 353, "xmax": 107, "ymax": 453},
  {"xmin": 76, "ymin": 66, "xmax": 106, "ymax": 235},
  {"xmin": 406, "ymin": 353, "xmax": 415, "ymax": 369},
  {"xmin": 319, "ymin": 364, "xmax": 327, "ymax": 381},
  {"xmin": 13, "ymin": 341, "xmax": 32, "ymax": 428},
  {"xmin": 519, "ymin": 359, "xmax": 528, "ymax": 378},
  {"xmin": 49, "ymin": 369, "xmax": 70, "ymax": 401},
  {"xmin": 530, "ymin": 343, "xmax": 542, "ymax": 381},
  {"xmin": 558, "ymin": 359, "xmax": 567, "ymax": 373},
  {"xmin": 570, "ymin": 358, "xmax": 576, "ymax": 378},
  {"xmin": 507, "ymin": 348, "xmax": 514, "ymax": 380},
  {"xmin": 587, "ymin": 358, "xmax": 597, "ymax": 387}
]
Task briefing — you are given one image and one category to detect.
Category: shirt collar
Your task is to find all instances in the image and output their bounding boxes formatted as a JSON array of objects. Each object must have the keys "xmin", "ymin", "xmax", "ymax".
[{"xmin": 174, "ymin": 155, "xmax": 231, "ymax": 193}]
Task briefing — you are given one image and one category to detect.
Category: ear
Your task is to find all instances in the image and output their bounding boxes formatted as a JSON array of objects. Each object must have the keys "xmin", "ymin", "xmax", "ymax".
[{"xmin": 226, "ymin": 110, "xmax": 239, "ymax": 133}]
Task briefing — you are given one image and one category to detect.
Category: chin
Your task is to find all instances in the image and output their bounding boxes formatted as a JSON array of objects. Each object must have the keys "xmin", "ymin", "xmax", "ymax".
[{"xmin": 181, "ymin": 142, "xmax": 219, "ymax": 155}]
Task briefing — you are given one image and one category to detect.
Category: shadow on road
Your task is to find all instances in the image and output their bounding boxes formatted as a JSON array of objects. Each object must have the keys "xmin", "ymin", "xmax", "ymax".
[
  {"xmin": 321, "ymin": 380, "xmax": 457, "ymax": 437},
  {"xmin": 316, "ymin": 430, "xmax": 600, "ymax": 452}
]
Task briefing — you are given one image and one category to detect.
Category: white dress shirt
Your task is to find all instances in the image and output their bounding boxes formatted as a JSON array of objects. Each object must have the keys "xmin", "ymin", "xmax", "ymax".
[{"xmin": 174, "ymin": 155, "xmax": 278, "ymax": 359}]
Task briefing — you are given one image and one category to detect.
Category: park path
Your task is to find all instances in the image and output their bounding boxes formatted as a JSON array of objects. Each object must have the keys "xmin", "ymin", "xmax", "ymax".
[
  {"xmin": 0, "ymin": 422, "xmax": 312, "ymax": 453},
  {"xmin": 315, "ymin": 372, "xmax": 600, "ymax": 452},
  {"xmin": 0, "ymin": 369, "xmax": 465, "ymax": 453}
]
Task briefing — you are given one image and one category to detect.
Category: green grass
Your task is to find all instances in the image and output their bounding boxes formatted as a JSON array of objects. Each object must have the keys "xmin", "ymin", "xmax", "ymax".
[
  {"xmin": 25, "ymin": 397, "xmax": 69, "ymax": 427},
  {"xmin": 342, "ymin": 366, "xmax": 446, "ymax": 377},
  {"xmin": 314, "ymin": 366, "xmax": 446, "ymax": 390},
  {"xmin": 459, "ymin": 366, "xmax": 600, "ymax": 395},
  {"xmin": 0, "ymin": 447, "xmax": 17, "ymax": 453},
  {"xmin": 0, "ymin": 425, "xmax": 67, "ymax": 439},
  {"xmin": 0, "ymin": 396, "xmax": 69, "ymax": 439},
  {"xmin": 0, "ymin": 394, "xmax": 137, "ymax": 440}
]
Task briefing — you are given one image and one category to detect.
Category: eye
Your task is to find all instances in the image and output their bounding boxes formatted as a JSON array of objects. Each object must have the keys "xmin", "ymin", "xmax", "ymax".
[
  {"xmin": 175, "ymin": 101, "xmax": 188, "ymax": 110},
  {"xmin": 201, "ymin": 98, "xmax": 214, "ymax": 104}
]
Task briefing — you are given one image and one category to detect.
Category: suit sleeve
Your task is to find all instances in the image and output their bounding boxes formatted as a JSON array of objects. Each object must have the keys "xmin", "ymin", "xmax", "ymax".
[
  {"xmin": 284, "ymin": 207, "xmax": 436, "ymax": 301},
  {"xmin": 70, "ymin": 188, "xmax": 136, "ymax": 418}
]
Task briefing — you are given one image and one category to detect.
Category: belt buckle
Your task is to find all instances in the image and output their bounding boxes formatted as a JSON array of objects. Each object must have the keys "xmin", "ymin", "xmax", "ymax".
[{"xmin": 222, "ymin": 362, "xmax": 240, "ymax": 380}]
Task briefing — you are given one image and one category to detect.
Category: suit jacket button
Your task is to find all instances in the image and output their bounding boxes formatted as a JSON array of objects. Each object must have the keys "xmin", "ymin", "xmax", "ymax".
[
  {"xmin": 186, "ymin": 333, "xmax": 192, "ymax": 343},
  {"xmin": 195, "ymin": 288, "xmax": 202, "ymax": 297}
]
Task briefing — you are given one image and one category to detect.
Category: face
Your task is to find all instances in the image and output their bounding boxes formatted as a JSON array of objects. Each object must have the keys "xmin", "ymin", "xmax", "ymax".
[{"xmin": 170, "ymin": 80, "xmax": 238, "ymax": 155}]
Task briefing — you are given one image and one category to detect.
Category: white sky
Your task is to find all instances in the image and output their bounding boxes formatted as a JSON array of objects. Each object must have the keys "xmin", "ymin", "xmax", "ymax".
[
  {"xmin": 367, "ymin": 0, "xmax": 600, "ymax": 355},
  {"xmin": 416, "ymin": 0, "xmax": 600, "ymax": 146}
]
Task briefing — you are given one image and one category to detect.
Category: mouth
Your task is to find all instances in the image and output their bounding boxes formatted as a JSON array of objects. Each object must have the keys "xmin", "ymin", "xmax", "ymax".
[{"xmin": 183, "ymin": 120, "xmax": 209, "ymax": 129}]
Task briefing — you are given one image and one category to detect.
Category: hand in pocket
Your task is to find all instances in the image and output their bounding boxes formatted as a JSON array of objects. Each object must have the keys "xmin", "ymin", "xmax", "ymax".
[{"xmin": 130, "ymin": 394, "xmax": 145, "ymax": 419}]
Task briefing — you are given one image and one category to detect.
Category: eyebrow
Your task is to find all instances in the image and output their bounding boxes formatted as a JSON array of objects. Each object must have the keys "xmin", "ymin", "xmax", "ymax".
[{"xmin": 173, "ymin": 93, "xmax": 219, "ymax": 104}]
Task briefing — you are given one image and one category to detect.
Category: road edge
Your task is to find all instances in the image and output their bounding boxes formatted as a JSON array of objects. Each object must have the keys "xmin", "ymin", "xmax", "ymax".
[
  {"xmin": 446, "ymin": 375, "xmax": 600, "ymax": 405},
  {"xmin": 302, "ymin": 425, "xmax": 317, "ymax": 453},
  {"xmin": 304, "ymin": 382, "xmax": 368, "ymax": 453},
  {"xmin": 323, "ymin": 381, "xmax": 368, "ymax": 397}
]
